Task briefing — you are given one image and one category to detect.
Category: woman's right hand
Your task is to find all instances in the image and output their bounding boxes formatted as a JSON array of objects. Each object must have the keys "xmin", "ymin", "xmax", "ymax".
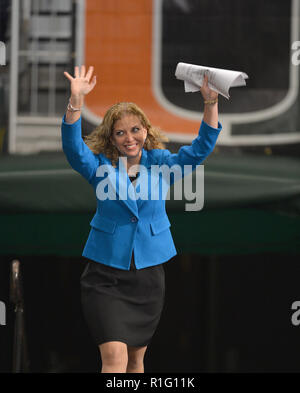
[{"xmin": 64, "ymin": 65, "xmax": 97, "ymax": 107}]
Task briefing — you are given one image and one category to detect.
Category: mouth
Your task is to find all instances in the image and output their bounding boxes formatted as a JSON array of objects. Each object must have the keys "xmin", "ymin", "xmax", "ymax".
[{"xmin": 124, "ymin": 143, "xmax": 138, "ymax": 150}]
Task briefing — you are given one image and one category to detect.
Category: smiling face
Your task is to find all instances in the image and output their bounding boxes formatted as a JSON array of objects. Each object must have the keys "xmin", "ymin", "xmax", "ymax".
[{"xmin": 110, "ymin": 114, "xmax": 148, "ymax": 165}]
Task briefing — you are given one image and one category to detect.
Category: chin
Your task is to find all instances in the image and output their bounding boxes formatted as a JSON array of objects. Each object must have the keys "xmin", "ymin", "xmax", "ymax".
[
  {"xmin": 127, "ymin": 153, "xmax": 139, "ymax": 158},
  {"xmin": 124, "ymin": 148, "xmax": 141, "ymax": 157}
]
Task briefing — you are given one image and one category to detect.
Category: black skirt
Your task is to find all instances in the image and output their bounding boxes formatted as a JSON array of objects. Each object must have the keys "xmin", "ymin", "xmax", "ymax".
[{"xmin": 80, "ymin": 255, "xmax": 166, "ymax": 347}]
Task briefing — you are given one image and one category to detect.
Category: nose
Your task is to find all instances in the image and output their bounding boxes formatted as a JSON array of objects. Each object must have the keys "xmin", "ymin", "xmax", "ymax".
[{"xmin": 125, "ymin": 135, "xmax": 136, "ymax": 143}]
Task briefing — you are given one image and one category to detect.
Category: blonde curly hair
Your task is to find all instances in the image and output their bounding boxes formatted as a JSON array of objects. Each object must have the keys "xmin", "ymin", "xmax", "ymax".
[{"xmin": 84, "ymin": 102, "xmax": 169, "ymax": 167}]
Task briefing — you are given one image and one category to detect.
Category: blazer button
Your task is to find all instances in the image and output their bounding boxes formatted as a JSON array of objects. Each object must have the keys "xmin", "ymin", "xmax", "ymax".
[{"xmin": 131, "ymin": 217, "xmax": 138, "ymax": 223}]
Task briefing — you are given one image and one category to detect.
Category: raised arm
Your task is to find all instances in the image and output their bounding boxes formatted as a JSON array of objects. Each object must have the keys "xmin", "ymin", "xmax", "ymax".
[
  {"xmin": 201, "ymin": 73, "xmax": 219, "ymax": 128},
  {"xmin": 64, "ymin": 65, "xmax": 97, "ymax": 123},
  {"xmin": 161, "ymin": 73, "xmax": 221, "ymax": 171},
  {"xmin": 61, "ymin": 65, "xmax": 99, "ymax": 183}
]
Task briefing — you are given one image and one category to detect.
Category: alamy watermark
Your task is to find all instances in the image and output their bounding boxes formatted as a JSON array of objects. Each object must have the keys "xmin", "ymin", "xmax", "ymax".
[
  {"xmin": 0, "ymin": 41, "xmax": 6, "ymax": 66},
  {"xmin": 0, "ymin": 300, "xmax": 6, "ymax": 326},
  {"xmin": 291, "ymin": 41, "xmax": 300, "ymax": 65},
  {"xmin": 95, "ymin": 158, "xmax": 204, "ymax": 211},
  {"xmin": 291, "ymin": 300, "xmax": 300, "ymax": 326}
]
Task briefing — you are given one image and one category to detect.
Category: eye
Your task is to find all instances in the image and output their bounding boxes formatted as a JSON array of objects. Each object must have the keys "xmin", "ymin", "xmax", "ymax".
[
  {"xmin": 116, "ymin": 130, "xmax": 124, "ymax": 136},
  {"xmin": 132, "ymin": 127, "xmax": 140, "ymax": 132}
]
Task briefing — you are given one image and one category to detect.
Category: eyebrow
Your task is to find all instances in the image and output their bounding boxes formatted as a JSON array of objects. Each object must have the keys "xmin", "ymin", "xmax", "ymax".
[{"xmin": 114, "ymin": 125, "xmax": 140, "ymax": 132}]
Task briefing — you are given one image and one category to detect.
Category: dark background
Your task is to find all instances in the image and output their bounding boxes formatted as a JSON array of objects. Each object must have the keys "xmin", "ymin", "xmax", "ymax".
[
  {"xmin": 1, "ymin": 252, "xmax": 300, "ymax": 373},
  {"xmin": 162, "ymin": 0, "xmax": 290, "ymax": 113}
]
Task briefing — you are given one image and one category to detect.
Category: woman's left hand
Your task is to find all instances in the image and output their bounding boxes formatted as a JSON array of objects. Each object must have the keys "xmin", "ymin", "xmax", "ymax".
[{"xmin": 200, "ymin": 73, "xmax": 218, "ymax": 102}]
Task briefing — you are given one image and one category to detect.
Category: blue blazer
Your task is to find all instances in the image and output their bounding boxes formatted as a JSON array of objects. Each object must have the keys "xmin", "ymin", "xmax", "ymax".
[{"xmin": 61, "ymin": 115, "xmax": 222, "ymax": 270}]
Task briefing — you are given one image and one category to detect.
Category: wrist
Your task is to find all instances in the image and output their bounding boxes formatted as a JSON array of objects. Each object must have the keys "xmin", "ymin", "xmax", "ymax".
[
  {"xmin": 203, "ymin": 98, "xmax": 218, "ymax": 106},
  {"xmin": 69, "ymin": 94, "xmax": 84, "ymax": 107}
]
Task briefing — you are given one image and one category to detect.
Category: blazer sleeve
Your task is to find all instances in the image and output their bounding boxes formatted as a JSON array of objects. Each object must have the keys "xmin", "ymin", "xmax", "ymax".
[
  {"xmin": 160, "ymin": 120, "xmax": 222, "ymax": 169},
  {"xmin": 61, "ymin": 114, "xmax": 99, "ymax": 183}
]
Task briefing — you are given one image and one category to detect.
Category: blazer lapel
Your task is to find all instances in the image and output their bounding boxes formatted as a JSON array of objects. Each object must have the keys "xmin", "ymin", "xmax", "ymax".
[
  {"xmin": 136, "ymin": 149, "xmax": 160, "ymax": 210},
  {"xmin": 103, "ymin": 149, "xmax": 160, "ymax": 215},
  {"xmin": 117, "ymin": 157, "xmax": 139, "ymax": 217}
]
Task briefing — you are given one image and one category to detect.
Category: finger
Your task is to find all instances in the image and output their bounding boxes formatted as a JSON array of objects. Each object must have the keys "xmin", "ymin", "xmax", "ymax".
[
  {"xmin": 89, "ymin": 75, "xmax": 97, "ymax": 89},
  {"xmin": 63, "ymin": 71, "xmax": 74, "ymax": 82},
  {"xmin": 80, "ymin": 65, "xmax": 86, "ymax": 78},
  {"xmin": 74, "ymin": 66, "xmax": 79, "ymax": 78},
  {"xmin": 85, "ymin": 66, "xmax": 94, "ymax": 82}
]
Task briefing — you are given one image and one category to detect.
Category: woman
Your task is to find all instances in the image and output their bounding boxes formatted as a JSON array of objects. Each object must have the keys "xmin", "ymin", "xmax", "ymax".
[{"xmin": 62, "ymin": 65, "xmax": 222, "ymax": 373}]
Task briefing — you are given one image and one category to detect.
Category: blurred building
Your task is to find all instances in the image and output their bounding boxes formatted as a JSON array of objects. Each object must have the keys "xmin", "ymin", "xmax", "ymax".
[{"xmin": 2, "ymin": 0, "xmax": 300, "ymax": 155}]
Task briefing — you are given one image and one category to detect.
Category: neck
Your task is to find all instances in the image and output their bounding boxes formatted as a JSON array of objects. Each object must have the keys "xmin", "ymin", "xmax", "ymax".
[{"xmin": 120, "ymin": 152, "xmax": 142, "ymax": 172}]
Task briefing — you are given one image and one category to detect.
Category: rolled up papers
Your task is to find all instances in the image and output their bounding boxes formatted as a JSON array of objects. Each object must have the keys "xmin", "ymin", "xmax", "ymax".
[{"xmin": 175, "ymin": 62, "xmax": 249, "ymax": 99}]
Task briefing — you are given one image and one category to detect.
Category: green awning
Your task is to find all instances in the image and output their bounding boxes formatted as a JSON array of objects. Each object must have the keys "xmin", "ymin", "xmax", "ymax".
[{"xmin": 1, "ymin": 151, "xmax": 299, "ymax": 255}]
